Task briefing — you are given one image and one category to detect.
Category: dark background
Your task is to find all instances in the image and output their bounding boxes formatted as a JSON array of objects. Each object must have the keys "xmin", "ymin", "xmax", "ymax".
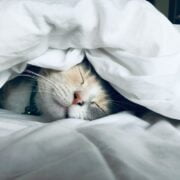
[{"xmin": 147, "ymin": 0, "xmax": 180, "ymax": 24}]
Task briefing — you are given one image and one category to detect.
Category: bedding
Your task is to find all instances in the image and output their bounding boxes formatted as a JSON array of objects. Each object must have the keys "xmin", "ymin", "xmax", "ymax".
[
  {"xmin": 1, "ymin": 111, "xmax": 180, "ymax": 180},
  {"xmin": 0, "ymin": 0, "xmax": 180, "ymax": 119},
  {"xmin": 1, "ymin": 0, "xmax": 180, "ymax": 179}
]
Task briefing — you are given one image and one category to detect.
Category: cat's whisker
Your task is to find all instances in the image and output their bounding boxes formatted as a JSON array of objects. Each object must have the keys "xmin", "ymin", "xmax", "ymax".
[
  {"xmin": 14, "ymin": 74, "xmax": 61, "ymax": 97},
  {"xmin": 34, "ymin": 90, "xmax": 57, "ymax": 96},
  {"xmin": 25, "ymin": 70, "xmax": 58, "ymax": 87},
  {"xmin": 25, "ymin": 70, "xmax": 61, "ymax": 93},
  {"xmin": 107, "ymin": 99, "xmax": 134, "ymax": 105},
  {"xmin": 26, "ymin": 71, "xmax": 73, "ymax": 100},
  {"xmin": 17, "ymin": 74, "xmax": 60, "ymax": 96}
]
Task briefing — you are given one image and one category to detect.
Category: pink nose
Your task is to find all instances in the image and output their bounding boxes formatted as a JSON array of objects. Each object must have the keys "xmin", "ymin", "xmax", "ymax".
[{"xmin": 72, "ymin": 91, "xmax": 84, "ymax": 106}]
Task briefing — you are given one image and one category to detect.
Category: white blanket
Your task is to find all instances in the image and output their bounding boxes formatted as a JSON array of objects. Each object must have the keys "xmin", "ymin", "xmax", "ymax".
[
  {"xmin": 1, "ymin": 0, "xmax": 180, "ymax": 179},
  {"xmin": 1, "ymin": 110, "xmax": 180, "ymax": 180},
  {"xmin": 0, "ymin": 0, "xmax": 180, "ymax": 119}
]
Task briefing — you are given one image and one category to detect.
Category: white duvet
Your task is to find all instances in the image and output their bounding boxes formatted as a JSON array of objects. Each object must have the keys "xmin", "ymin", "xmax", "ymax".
[{"xmin": 1, "ymin": 0, "xmax": 180, "ymax": 179}]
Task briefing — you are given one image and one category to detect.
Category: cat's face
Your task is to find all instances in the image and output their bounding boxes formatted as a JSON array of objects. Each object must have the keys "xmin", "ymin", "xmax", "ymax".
[{"xmin": 37, "ymin": 61, "xmax": 118, "ymax": 121}]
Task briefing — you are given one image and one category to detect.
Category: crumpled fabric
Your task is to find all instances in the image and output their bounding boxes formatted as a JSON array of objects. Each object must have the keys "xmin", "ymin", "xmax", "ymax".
[{"xmin": 0, "ymin": 0, "xmax": 180, "ymax": 119}]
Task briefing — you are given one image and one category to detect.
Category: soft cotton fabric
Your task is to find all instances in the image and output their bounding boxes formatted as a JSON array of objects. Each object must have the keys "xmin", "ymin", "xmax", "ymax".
[
  {"xmin": 1, "ymin": 110, "xmax": 180, "ymax": 180},
  {"xmin": 0, "ymin": 0, "xmax": 180, "ymax": 119},
  {"xmin": 1, "ymin": 0, "xmax": 180, "ymax": 179}
]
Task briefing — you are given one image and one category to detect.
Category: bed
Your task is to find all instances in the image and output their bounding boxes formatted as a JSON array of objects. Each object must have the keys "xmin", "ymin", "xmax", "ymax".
[{"xmin": 1, "ymin": 0, "xmax": 180, "ymax": 179}]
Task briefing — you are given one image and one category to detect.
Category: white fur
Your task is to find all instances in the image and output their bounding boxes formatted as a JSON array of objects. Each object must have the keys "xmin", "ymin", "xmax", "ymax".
[
  {"xmin": 4, "ymin": 82, "xmax": 32, "ymax": 114},
  {"xmin": 36, "ymin": 72, "xmax": 106, "ymax": 121}
]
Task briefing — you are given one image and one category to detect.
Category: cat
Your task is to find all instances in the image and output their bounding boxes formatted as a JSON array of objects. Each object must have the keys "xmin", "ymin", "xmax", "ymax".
[{"xmin": 0, "ymin": 60, "xmax": 147, "ymax": 122}]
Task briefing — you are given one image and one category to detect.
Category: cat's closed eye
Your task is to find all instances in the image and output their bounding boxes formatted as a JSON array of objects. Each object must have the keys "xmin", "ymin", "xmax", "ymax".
[{"xmin": 90, "ymin": 101, "xmax": 105, "ymax": 112}]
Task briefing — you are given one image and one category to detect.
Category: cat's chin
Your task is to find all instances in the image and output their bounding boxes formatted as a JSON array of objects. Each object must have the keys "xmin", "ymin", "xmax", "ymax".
[
  {"xmin": 67, "ymin": 105, "xmax": 88, "ymax": 120},
  {"xmin": 39, "ymin": 103, "xmax": 67, "ymax": 121}
]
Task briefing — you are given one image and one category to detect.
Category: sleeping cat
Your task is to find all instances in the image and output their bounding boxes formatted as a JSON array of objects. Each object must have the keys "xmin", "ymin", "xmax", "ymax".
[{"xmin": 0, "ymin": 60, "xmax": 147, "ymax": 121}]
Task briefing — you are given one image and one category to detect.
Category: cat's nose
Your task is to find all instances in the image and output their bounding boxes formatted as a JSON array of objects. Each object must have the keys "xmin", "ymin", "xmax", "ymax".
[{"xmin": 72, "ymin": 91, "xmax": 84, "ymax": 106}]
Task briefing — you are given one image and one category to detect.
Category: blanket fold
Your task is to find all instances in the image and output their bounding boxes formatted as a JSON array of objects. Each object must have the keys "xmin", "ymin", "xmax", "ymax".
[{"xmin": 0, "ymin": 0, "xmax": 180, "ymax": 119}]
